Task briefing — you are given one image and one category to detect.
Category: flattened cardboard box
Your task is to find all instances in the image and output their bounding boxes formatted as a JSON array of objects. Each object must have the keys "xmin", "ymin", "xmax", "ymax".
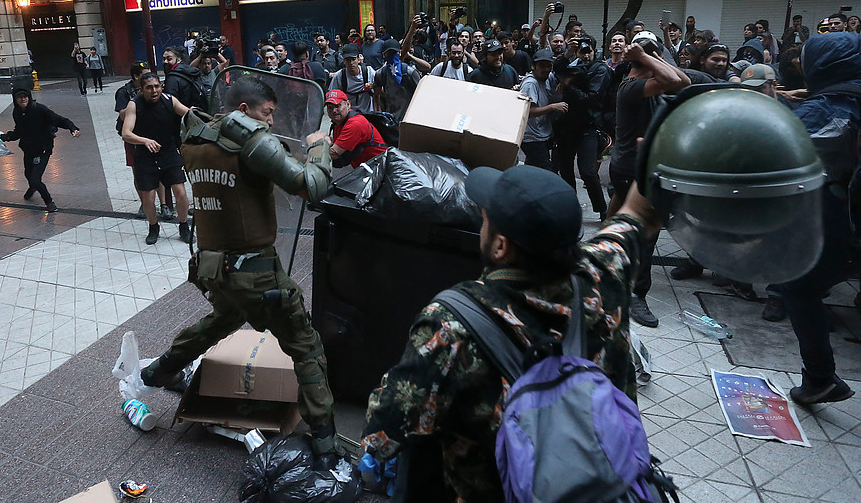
[
  {"xmin": 399, "ymin": 76, "xmax": 531, "ymax": 170},
  {"xmin": 59, "ymin": 480, "xmax": 117, "ymax": 503},
  {"xmin": 174, "ymin": 329, "xmax": 301, "ymax": 432}
]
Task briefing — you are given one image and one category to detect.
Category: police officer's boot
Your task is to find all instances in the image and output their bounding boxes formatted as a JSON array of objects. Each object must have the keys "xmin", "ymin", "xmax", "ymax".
[
  {"xmin": 140, "ymin": 350, "xmax": 186, "ymax": 388},
  {"xmin": 310, "ymin": 420, "xmax": 344, "ymax": 471}
]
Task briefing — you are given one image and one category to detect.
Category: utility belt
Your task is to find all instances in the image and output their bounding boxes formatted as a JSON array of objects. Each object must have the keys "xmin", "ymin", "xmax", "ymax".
[{"xmin": 188, "ymin": 247, "xmax": 278, "ymax": 293}]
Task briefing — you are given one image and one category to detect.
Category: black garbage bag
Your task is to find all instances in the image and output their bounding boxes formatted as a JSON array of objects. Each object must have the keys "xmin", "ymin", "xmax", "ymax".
[
  {"xmin": 356, "ymin": 148, "xmax": 481, "ymax": 231},
  {"xmin": 239, "ymin": 434, "xmax": 362, "ymax": 503}
]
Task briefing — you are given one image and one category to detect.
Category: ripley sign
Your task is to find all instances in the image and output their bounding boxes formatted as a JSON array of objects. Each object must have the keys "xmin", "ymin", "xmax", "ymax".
[{"xmin": 24, "ymin": 12, "xmax": 77, "ymax": 32}]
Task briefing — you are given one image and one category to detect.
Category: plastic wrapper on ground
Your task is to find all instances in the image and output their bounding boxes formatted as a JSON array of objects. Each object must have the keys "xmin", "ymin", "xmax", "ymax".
[
  {"xmin": 355, "ymin": 148, "xmax": 481, "ymax": 231},
  {"xmin": 239, "ymin": 434, "xmax": 362, "ymax": 503}
]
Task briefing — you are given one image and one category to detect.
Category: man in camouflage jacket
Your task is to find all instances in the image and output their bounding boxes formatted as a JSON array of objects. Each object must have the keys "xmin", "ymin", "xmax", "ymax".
[{"xmin": 362, "ymin": 165, "xmax": 661, "ymax": 502}]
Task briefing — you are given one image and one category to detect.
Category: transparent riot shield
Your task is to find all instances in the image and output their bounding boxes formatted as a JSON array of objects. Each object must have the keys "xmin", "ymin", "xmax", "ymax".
[{"xmin": 208, "ymin": 66, "xmax": 325, "ymax": 275}]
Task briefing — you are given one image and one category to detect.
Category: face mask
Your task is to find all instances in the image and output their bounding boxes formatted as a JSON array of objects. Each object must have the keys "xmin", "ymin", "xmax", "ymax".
[{"xmin": 163, "ymin": 62, "xmax": 174, "ymax": 74}]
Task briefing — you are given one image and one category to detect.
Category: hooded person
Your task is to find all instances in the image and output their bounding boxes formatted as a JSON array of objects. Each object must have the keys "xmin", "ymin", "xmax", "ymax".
[
  {"xmin": 0, "ymin": 88, "xmax": 81, "ymax": 212},
  {"xmin": 373, "ymin": 18, "xmax": 422, "ymax": 122},
  {"xmin": 763, "ymin": 32, "xmax": 861, "ymax": 405},
  {"xmin": 735, "ymin": 38, "xmax": 765, "ymax": 65}
]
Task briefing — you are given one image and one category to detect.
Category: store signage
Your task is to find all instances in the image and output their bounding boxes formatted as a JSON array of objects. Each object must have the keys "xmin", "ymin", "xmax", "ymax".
[
  {"xmin": 359, "ymin": 0, "xmax": 374, "ymax": 28},
  {"xmin": 125, "ymin": 0, "xmax": 220, "ymax": 12},
  {"xmin": 24, "ymin": 12, "xmax": 77, "ymax": 32}
]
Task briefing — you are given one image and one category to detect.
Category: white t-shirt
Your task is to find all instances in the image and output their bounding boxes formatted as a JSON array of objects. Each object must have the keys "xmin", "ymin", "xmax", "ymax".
[
  {"xmin": 430, "ymin": 61, "xmax": 471, "ymax": 80},
  {"xmin": 328, "ymin": 66, "xmax": 377, "ymax": 113}
]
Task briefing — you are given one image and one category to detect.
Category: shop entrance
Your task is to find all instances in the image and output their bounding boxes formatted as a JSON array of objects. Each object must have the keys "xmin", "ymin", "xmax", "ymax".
[{"xmin": 23, "ymin": 3, "xmax": 80, "ymax": 78}]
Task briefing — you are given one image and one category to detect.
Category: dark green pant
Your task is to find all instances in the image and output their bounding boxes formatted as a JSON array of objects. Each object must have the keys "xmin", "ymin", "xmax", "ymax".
[{"xmin": 169, "ymin": 253, "xmax": 335, "ymax": 431}]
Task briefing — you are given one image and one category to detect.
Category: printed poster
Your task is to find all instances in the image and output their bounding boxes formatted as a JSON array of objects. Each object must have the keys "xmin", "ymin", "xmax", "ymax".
[
  {"xmin": 359, "ymin": 0, "xmax": 375, "ymax": 29},
  {"xmin": 711, "ymin": 369, "xmax": 810, "ymax": 447}
]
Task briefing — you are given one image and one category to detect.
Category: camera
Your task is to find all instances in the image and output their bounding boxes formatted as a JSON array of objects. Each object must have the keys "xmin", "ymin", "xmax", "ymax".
[
  {"xmin": 195, "ymin": 34, "xmax": 221, "ymax": 58},
  {"xmin": 418, "ymin": 11, "xmax": 429, "ymax": 28},
  {"xmin": 453, "ymin": 6, "xmax": 467, "ymax": 18},
  {"xmin": 553, "ymin": 2, "xmax": 564, "ymax": 13}
]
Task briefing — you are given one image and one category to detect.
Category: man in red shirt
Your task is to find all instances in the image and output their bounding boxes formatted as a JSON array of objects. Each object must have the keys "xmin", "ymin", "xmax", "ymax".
[{"xmin": 313, "ymin": 89, "xmax": 387, "ymax": 168}]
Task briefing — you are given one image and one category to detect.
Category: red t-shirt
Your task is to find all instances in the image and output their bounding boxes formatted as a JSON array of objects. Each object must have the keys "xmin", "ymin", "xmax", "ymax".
[{"xmin": 333, "ymin": 113, "xmax": 388, "ymax": 169}]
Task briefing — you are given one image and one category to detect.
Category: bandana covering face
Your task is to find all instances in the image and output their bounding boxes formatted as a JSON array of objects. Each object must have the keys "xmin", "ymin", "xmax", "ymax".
[{"xmin": 385, "ymin": 52, "xmax": 403, "ymax": 85}]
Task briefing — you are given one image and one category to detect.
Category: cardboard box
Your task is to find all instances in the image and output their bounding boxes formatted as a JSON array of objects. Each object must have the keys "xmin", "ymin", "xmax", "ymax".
[
  {"xmin": 399, "ymin": 76, "xmax": 531, "ymax": 170},
  {"xmin": 174, "ymin": 330, "xmax": 301, "ymax": 432},
  {"xmin": 60, "ymin": 481, "xmax": 117, "ymax": 503}
]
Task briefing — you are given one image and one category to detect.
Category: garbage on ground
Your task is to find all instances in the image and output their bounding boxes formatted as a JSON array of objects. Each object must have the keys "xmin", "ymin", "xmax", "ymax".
[
  {"xmin": 206, "ymin": 425, "xmax": 267, "ymax": 453},
  {"xmin": 123, "ymin": 399, "xmax": 156, "ymax": 431},
  {"xmin": 111, "ymin": 331, "xmax": 158, "ymax": 401},
  {"xmin": 711, "ymin": 369, "xmax": 810, "ymax": 447},
  {"xmin": 679, "ymin": 309, "xmax": 733, "ymax": 339},
  {"xmin": 239, "ymin": 433, "xmax": 362, "ymax": 503},
  {"xmin": 399, "ymin": 76, "xmax": 530, "ymax": 170},
  {"xmin": 629, "ymin": 330, "xmax": 653, "ymax": 386},
  {"xmin": 173, "ymin": 329, "xmax": 301, "ymax": 432},
  {"xmin": 0, "ymin": 139, "xmax": 12, "ymax": 157},
  {"xmin": 354, "ymin": 148, "xmax": 480, "ymax": 230},
  {"xmin": 118, "ymin": 480, "xmax": 149, "ymax": 499},
  {"xmin": 59, "ymin": 480, "xmax": 117, "ymax": 503}
]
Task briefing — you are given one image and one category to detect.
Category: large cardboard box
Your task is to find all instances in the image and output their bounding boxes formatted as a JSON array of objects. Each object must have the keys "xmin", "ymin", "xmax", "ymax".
[
  {"xmin": 59, "ymin": 481, "xmax": 117, "ymax": 503},
  {"xmin": 174, "ymin": 330, "xmax": 301, "ymax": 432},
  {"xmin": 399, "ymin": 76, "xmax": 531, "ymax": 170}
]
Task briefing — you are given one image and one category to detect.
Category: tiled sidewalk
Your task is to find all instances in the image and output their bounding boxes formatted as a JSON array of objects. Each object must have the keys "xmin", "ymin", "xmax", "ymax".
[{"xmin": 0, "ymin": 79, "xmax": 859, "ymax": 502}]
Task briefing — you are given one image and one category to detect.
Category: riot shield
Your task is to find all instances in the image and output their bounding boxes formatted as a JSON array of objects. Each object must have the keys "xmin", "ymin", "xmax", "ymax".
[
  {"xmin": 209, "ymin": 66, "xmax": 325, "ymax": 162},
  {"xmin": 208, "ymin": 66, "xmax": 325, "ymax": 274}
]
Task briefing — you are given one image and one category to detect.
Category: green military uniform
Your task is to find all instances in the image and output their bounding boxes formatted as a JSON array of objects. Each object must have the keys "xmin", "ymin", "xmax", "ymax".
[
  {"xmin": 150, "ymin": 111, "xmax": 336, "ymax": 445},
  {"xmin": 362, "ymin": 215, "xmax": 645, "ymax": 503}
]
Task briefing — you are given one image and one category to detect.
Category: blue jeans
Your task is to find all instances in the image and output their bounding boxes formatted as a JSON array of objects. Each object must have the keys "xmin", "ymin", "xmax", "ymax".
[{"xmin": 775, "ymin": 188, "xmax": 860, "ymax": 385}]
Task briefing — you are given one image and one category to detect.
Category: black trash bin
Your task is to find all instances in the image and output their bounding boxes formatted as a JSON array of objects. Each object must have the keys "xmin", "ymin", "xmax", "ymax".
[{"xmin": 312, "ymin": 182, "xmax": 481, "ymax": 404}]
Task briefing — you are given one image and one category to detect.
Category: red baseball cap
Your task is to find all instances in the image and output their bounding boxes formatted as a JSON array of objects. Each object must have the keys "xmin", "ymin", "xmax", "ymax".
[{"xmin": 325, "ymin": 89, "xmax": 348, "ymax": 105}]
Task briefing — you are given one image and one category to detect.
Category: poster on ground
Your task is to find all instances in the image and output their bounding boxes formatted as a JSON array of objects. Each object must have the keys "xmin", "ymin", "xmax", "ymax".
[{"xmin": 711, "ymin": 369, "xmax": 810, "ymax": 447}]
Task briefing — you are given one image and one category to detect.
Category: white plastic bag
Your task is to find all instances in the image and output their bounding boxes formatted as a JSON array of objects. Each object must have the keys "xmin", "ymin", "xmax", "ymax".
[
  {"xmin": 112, "ymin": 331, "xmax": 158, "ymax": 401},
  {"xmin": 0, "ymin": 139, "xmax": 12, "ymax": 157},
  {"xmin": 630, "ymin": 330, "xmax": 653, "ymax": 386}
]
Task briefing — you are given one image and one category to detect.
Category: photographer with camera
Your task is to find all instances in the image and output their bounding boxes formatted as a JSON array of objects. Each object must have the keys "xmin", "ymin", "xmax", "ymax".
[
  {"xmin": 190, "ymin": 39, "xmax": 228, "ymax": 91},
  {"xmin": 552, "ymin": 35, "xmax": 610, "ymax": 220},
  {"xmin": 539, "ymin": 3, "xmax": 565, "ymax": 50}
]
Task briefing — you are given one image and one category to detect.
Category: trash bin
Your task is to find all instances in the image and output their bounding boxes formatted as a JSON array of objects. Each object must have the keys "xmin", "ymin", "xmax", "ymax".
[
  {"xmin": 311, "ymin": 180, "xmax": 481, "ymax": 404},
  {"xmin": 9, "ymin": 73, "xmax": 34, "ymax": 93}
]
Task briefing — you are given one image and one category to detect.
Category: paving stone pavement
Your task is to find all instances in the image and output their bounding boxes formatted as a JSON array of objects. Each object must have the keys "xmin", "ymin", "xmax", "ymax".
[{"xmin": 0, "ymin": 78, "xmax": 859, "ymax": 502}]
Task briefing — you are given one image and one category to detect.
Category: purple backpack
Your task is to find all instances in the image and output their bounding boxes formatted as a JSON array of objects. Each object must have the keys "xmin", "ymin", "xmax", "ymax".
[{"xmin": 435, "ymin": 281, "xmax": 679, "ymax": 503}]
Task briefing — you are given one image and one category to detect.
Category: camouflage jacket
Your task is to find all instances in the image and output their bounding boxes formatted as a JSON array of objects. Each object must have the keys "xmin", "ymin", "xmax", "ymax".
[{"xmin": 362, "ymin": 215, "xmax": 645, "ymax": 503}]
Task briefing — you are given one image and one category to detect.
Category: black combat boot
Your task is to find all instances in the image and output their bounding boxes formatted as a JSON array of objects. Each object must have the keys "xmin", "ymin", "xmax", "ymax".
[{"xmin": 140, "ymin": 350, "xmax": 185, "ymax": 388}]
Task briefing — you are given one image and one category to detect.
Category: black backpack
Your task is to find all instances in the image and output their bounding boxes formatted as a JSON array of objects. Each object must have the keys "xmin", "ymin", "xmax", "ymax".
[
  {"xmin": 358, "ymin": 110, "xmax": 400, "ymax": 147},
  {"xmin": 167, "ymin": 71, "xmax": 209, "ymax": 110}
]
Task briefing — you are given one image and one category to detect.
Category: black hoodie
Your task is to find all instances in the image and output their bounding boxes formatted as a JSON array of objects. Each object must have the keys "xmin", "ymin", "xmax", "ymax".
[
  {"xmin": 0, "ymin": 88, "xmax": 78, "ymax": 156},
  {"xmin": 163, "ymin": 62, "xmax": 206, "ymax": 108}
]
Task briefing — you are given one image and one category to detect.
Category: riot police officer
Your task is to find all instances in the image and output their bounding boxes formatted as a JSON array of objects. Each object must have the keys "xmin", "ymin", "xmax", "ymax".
[{"xmin": 140, "ymin": 77, "xmax": 341, "ymax": 466}]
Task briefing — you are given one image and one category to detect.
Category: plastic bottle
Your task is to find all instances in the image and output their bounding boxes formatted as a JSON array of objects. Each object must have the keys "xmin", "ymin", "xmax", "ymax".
[
  {"xmin": 678, "ymin": 309, "xmax": 733, "ymax": 339},
  {"xmin": 123, "ymin": 399, "xmax": 157, "ymax": 431}
]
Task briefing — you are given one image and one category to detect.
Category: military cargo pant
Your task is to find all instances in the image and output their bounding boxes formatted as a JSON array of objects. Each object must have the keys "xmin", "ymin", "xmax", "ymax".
[{"xmin": 168, "ymin": 250, "xmax": 335, "ymax": 440}]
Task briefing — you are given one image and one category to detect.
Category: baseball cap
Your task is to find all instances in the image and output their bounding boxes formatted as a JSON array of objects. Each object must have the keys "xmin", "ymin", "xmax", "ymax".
[
  {"xmin": 729, "ymin": 60, "xmax": 752, "ymax": 73},
  {"xmin": 382, "ymin": 38, "xmax": 401, "ymax": 54},
  {"xmin": 532, "ymin": 48, "xmax": 553, "ymax": 62},
  {"xmin": 740, "ymin": 63, "xmax": 777, "ymax": 86},
  {"xmin": 324, "ymin": 89, "xmax": 348, "ymax": 105},
  {"xmin": 701, "ymin": 43, "xmax": 730, "ymax": 59},
  {"xmin": 465, "ymin": 166, "xmax": 582, "ymax": 254},
  {"xmin": 483, "ymin": 39, "xmax": 503, "ymax": 52},
  {"xmin": 631, "ymin": 30, "xmax": 660, "ymax": 55},
  {"xmin": 341, "ymin": 43, "xmax": 360, "ymax": 58},
  {"xmin": 521, "ymin": 23, "xmax": 531, "ymax": 30}
]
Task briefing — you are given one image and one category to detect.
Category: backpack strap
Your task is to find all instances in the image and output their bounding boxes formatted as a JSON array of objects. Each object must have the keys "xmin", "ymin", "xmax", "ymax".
[
  {"xmin": 442, "ymin": 60, "xmax": 448, "ymax": 77},
  {"xmin": 433, "ymin": 275, "xmax": 585, "ymax": 383}
]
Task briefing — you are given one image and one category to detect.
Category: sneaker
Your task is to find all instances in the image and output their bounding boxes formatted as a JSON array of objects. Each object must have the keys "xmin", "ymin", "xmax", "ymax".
[
  {"xmin": 670, "ymin": 260, "xmax": 703, "ymax": 280},
  {"xmin": 160, "ymin": 204, "xmax": 177, "ymax": 221},
  {"xmin": 46, "ymin": 202, "xmax": 58, "ymax": 213},
  {"xmin": 790, "ymin": 375, "xmax": 855, "ymax": 405},
  {"xmin": 23, "ymin": 188, "xmax": 35, "ymax": 200},
  {"xmin": 630, "ymin": 296, "xmax": 659, "ymax": 328},
  {"xmin": 761, "ymin": 296, "xmax": 786, "ymax": 322},
  {"xmin": 145, "ymin": 223, "xmax": 159, "ymax": 245},
  {"xmin": 730, "ymin": 282, "xmax": 757, "ymax": 302},
  {"xmin": 178, "ymin": 222, "xmax": 192, "ymax": 243}
]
